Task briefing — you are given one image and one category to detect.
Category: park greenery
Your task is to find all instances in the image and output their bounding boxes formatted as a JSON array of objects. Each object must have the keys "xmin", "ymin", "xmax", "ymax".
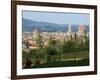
[{"xmin": 22, "ymin": 32, "xmax": 89, "ymax": 68}]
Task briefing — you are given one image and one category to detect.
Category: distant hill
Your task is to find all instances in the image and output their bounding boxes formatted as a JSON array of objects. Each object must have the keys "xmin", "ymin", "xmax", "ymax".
[{"xmin": 22, "ymin": 18, "xmax": 89, "ymax": 32}]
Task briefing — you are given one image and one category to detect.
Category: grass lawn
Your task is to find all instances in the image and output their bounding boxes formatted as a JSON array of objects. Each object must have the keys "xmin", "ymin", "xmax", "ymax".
[{"xmin": 24, "ymin": 58, "xmax": 89, "ymax": 69}]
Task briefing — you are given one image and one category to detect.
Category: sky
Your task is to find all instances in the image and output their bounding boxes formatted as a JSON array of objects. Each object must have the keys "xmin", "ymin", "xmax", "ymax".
[{"xmin": 22, "ymin": 10, "xmax": 90, "ymax": 25}]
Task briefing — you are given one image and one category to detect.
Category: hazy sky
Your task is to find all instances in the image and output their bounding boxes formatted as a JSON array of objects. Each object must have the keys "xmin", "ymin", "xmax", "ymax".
[{"xmin": 22, "ymin": 10, "xmax": 90, "ymax": 25}]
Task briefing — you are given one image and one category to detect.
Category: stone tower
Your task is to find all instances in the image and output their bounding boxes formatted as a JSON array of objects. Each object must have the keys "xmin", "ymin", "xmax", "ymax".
[{"xmin": 66, "ymin": 25, "xmax": 72, "ymax": 40}]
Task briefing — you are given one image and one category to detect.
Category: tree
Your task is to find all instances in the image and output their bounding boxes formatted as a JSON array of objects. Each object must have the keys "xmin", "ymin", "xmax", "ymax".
[
  {"xmin": 48, "ymin": 36, "xmax": 57, "ymax": 47},
  {"xmin": 22, "ymin": 50, "xmax": 30, "ymax": 67},
  {"xmin": 30, "ymin": 48, "xmax": 46, "ymax": 65},
  {"xmin": 56, "ymin": 40, "xmax": 62, "ymax": 61},
  {"xmin": 22, "ymin": 50, "xmax": 29, "ymax": 60},
  {"xmin": 84, "ymin": 36, "xmax": 89, "ymax": 51},
  {"xmin": 44, "ymin": 36, "xmax": 58, "ymax": 62},
  {"xmin": 35, "ymin": 31, "xmax": 44, "ymax": 48},
  {"xmin": 72, "ymin": 40, "xmax": 80, "ymax": 60},
  {"xmin": 62, "ymin": 41, "xmax": 74, "ymax": 53},
  {"xmin": 45, "ymin": 46, "xmax": 57, "ymax": 62},
  {"xmin": 61, "ymin": 40, "xmax": 79, "ymax": 61}
]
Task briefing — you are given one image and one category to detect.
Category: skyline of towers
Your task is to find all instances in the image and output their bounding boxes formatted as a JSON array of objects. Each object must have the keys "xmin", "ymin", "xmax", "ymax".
[{"xmin": 22, "ymin": 24, "xmax": 88, "ymax": 49}]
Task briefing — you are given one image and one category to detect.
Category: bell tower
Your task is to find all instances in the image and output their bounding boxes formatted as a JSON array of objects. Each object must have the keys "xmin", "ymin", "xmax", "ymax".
[{"xmin": 68, "ymin": 25, "xmax": 72, "ymax": 32}]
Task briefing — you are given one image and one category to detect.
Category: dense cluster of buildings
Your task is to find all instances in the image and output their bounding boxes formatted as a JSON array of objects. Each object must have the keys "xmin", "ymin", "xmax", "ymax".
[{"xmin": 22, "ymin": 25, "xmax": 89, "ymax": 50}]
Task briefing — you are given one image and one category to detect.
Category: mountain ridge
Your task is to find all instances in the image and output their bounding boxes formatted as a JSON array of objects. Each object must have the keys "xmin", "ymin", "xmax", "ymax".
[{"xmin": 22, "ymin": 18, "xmax": 89, "ymax": 32}]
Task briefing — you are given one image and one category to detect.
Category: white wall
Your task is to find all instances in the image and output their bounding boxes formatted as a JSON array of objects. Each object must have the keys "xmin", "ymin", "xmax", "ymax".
[{"xmin": 0, "ymin": 0, "xmax": 100, "ymax": 80}]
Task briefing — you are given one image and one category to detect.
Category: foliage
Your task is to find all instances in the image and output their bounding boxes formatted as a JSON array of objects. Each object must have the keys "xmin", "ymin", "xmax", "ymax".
[
  {"xmin": 22, "ymin": 50, "xmax": 29, "ymax": 60},
  {"xmin": 23, "ymin": 34, "xmax": 89, "ymax": 68},
  {"xmin": 30, "ymin": 48, "xmax": 46, "ymax": 59},
  {"xmin": 35, "ymin": 32, "xmax": 44, "ymax": 48},
  {"xmin": 29, "ymin": 58, "xmax": 89, "ymax": 68}
]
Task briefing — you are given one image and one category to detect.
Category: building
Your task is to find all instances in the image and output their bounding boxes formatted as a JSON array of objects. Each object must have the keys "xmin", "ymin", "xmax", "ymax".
[
  {"xmin": 22, "ymin": 24, "xmax": 89, "ymax": 50},
  {"xmin": 77, "ymin": 24, "xmax": 86, "ymax": 41}
]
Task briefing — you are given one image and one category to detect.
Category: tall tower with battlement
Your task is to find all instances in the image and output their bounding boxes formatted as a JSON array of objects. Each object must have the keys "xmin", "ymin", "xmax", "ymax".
[
  {"xmin": 68, "ymin": 25, "xmax": 72, "ymax": 32},
  {"xmin": 66, "ymin": 25, "xmax": 72, "ymax": 40}
]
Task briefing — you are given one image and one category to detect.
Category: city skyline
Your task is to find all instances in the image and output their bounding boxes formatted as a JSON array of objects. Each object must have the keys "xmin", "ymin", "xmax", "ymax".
[{"xmin": 22, "ymin": 10, "xmax": 90, "ymax": 25}]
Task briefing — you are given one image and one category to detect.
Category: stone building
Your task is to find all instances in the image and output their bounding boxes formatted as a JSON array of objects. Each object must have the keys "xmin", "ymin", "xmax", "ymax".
[{"xmin": 22, "ymin": 25, "xmax": 89, "ymax": 50}]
